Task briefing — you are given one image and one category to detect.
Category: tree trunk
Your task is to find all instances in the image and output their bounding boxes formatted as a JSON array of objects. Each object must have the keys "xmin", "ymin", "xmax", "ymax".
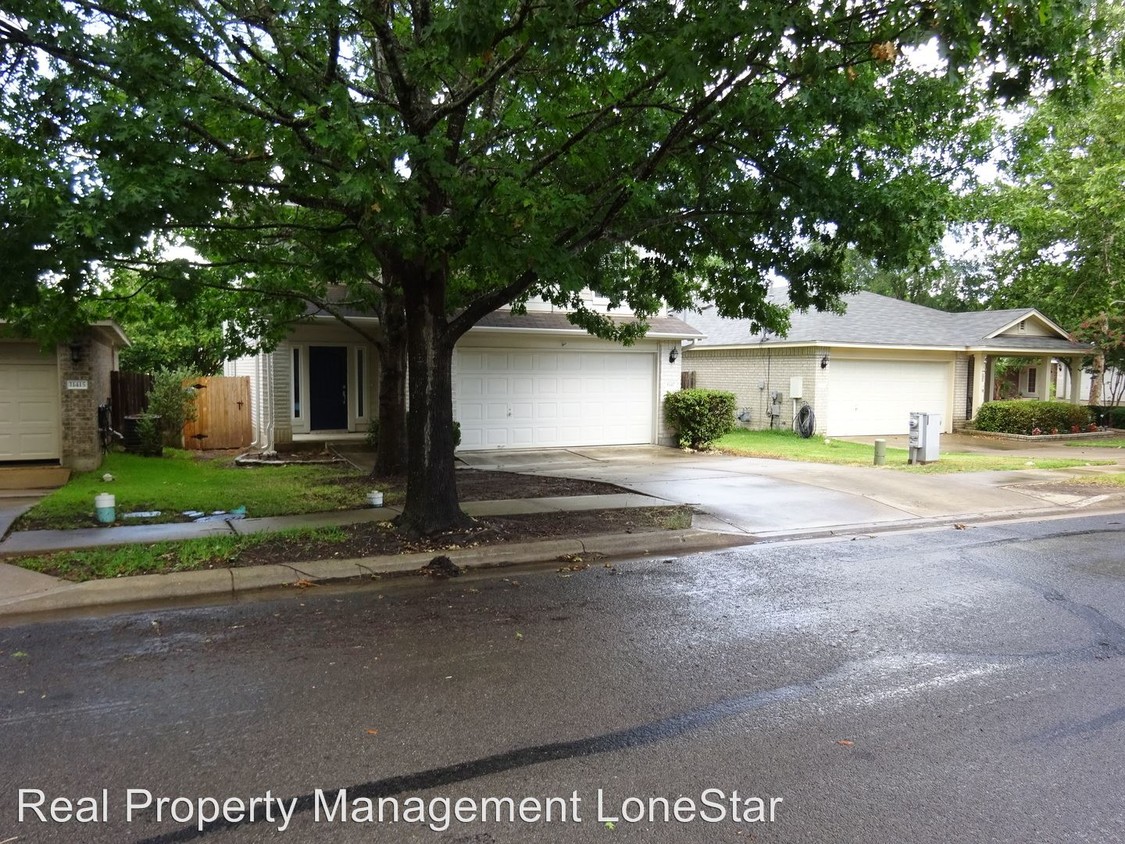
[
  {"xmin": 1089, "ymin": 351, "xmax": 1104, "ymax": 407},
  {"xmin": 1089, "ymin": 312, "xmax": 1109, "ymax": 407},
  {"xmin": 396, "ymin": 266, "xmax": 470, "ymax": 535},
  {"xmin": 373, "ymin": 290, "xmax": 408, "ymax": 476}
]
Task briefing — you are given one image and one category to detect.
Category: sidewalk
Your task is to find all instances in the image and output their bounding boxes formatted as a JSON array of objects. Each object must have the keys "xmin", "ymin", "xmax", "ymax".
[{"xmin": 0, "ymin": 490, "xmax": 723, "ymax": 619}]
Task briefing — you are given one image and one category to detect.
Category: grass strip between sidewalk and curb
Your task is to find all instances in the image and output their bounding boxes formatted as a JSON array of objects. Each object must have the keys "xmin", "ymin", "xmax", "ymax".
[
  {"xmin": 715, "ymin": 429, "xmax": 1108, "ymax": 473},
  {"xmin": 13, "ymin": 526, "xmax": 350, "ymax": 581},
  {"xmin": 9, "ymin": 507, "xmax": 695, "ymax": 582}
]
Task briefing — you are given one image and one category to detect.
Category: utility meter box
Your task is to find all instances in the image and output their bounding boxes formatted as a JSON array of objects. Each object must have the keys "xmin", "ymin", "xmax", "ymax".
[{"xmin": 908, "ymin": 412, "xmax": 942, "ymax": 464}]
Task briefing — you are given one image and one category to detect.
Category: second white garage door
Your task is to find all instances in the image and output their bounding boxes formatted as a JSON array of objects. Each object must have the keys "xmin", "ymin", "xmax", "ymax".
[
  {"xmin": 456, "ymin": 349, "xmax": 655, "ymax": 449},
  {"xmin": 826, "ymin": 359, "xmax": 950, "ymax": 436}
]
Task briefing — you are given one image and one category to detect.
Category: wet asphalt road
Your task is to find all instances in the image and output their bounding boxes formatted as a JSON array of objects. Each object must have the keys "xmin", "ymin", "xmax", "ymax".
[{"xmin": 3, "ymin": 512, "xmax": 1125, "ymax": 843}]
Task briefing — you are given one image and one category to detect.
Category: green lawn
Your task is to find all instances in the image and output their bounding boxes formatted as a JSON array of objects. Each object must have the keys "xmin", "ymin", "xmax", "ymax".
[
  {"xmin": 16, "ymin": 526, "xmax": 350, "ymax": 581},
  {"xmin": 17, "ymin": 450, "xmax": 371, "ymax": 530},
  {"xmin": 715, "ymin": 429, "xmax": 1104, "ymax": 473},
  {"xmin": 1065, "ymin": 438, "xmax": 1125, "ymax": 448}
]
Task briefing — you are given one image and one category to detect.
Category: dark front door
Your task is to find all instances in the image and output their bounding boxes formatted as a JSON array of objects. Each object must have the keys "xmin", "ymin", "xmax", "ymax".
[{"xmin": 309, "ymin": 346, "xmax": 349, "ymax": 431}]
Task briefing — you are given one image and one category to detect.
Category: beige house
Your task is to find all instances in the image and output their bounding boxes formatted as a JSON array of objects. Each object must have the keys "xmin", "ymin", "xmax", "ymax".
[
  {"xmin": 681, "ymin": 292, "xmax": 1093, "ymax": 437},
  {"xmin": 227, "ymin": 294, "xmax": 701, "ymax": 451}
]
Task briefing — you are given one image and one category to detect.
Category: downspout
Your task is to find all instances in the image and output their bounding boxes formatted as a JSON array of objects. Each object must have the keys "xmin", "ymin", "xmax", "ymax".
[{"xmin": 259, "ymin": 348, "xmax": 275, "ymax": 454}]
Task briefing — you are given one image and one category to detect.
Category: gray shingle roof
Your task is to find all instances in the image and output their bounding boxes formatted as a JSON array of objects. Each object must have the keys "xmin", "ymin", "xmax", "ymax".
[
  {"xmin": 475, "ymin": 310, "xmax": 703, "ymax": 339},
  {"xmin": 682, "ymin": 290, "xmax": 1091, "ymax": 353}
]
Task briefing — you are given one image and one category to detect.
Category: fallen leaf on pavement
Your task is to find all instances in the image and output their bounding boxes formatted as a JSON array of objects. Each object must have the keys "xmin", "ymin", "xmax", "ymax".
[{"xmin": 836, "ymin": 739, "xmax": 855, "ymax": 747}]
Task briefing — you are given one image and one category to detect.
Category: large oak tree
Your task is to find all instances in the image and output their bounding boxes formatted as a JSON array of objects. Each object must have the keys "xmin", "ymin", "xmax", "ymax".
[{"xmin": 0, "ymin": 0, "xmax": 1109, "ymax": 532}]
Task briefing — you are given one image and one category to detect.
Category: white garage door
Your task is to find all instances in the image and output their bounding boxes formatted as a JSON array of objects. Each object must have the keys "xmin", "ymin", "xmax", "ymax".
[
  {"xmin": 0, "ymin": 344, "xmax": 61, "ymax": 461},
  {"xmin": 456, "ymin": 348, "xmax": 655, "ymax": 449},
  {"xmin": 826, "ymin": 359, "xmax": 949, "ymax": 436}
]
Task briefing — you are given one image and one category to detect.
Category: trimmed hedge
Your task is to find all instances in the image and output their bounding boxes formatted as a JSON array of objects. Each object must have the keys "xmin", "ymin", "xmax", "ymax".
[
  {"xmin": 664, "ymin": 388, "xmax": 736, "ymax": 449},
  {"xmin": 974, "ymin": 400, "xmax": 1091, "ymax": 435}
]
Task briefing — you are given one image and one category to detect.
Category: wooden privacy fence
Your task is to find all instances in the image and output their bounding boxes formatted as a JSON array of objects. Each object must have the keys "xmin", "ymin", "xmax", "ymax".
[
  {"xmin": 182, "ymin": 376, "xmax": 252, "ymax": 450},
  {"xmin": 110, "ymin": 371, "xmax": 153, "ymax": 430}
]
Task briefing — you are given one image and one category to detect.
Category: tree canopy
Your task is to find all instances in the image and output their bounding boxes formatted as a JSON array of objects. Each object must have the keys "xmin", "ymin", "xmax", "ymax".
[
  {"xmin": 1, "ymin": 0, "xmax": 1112, "ymax": 532},
  {"xmin": 974, "ymin": 65, "xmax": 1124, "ymax": 402},
  {"xmin": 980, "ymin": 70, "xmax": 1125, "ymax": 329}
]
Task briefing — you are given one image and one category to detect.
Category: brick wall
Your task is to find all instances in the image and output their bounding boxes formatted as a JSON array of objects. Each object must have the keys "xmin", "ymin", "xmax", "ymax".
[
  {"xmin": 58, "ymin": 337, "xmax": 114, "ymax": 472},
  {"xmin": 952, "ymin": 353, "xmax": 969, "ymax": 426},
  {"xmin": 682, "ymin": 346, "xmax": 824, "ymax": 433}
]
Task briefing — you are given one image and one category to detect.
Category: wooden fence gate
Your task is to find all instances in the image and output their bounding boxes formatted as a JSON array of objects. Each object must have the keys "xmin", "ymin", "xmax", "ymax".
[{"xmin": 182, "ymin": 376, "xmax": 252, "ymax": 450}]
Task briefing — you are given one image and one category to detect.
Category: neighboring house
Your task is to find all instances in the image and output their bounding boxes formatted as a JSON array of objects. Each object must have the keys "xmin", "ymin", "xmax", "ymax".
[
  {"xmin": 680, "ymin": 291, "xmax": 1093, "ymax": 437},
  {"xmin": 0, "ymin": 321, "xmax": 129, "ymax": 471},
  {"xmin": 227, "ymin": 293, "xmax": 701, "ymax": 452},
  {"xmin": 1052, "ymin": 363, "xmax": 1125, "ymax": 407}
]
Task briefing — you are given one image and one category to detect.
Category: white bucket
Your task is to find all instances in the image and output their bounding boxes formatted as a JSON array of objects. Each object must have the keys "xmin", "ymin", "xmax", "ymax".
[
  {"xmin": 367, "ymin": 491, "xmax": 384, "ymax": 507},
  {"xmin": 94, "ymin": 493, "xmax": 116, "ymax": 524}
]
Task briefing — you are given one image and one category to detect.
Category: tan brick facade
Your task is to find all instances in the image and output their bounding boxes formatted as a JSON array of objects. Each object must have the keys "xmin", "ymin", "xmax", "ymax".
[
  {"xmin": 682, "ymin": 346, "xmax": 826, "ymax": 433},
  {"xmin": 58, "ymin": 334, "xmax": 116, "ymax": 472}
]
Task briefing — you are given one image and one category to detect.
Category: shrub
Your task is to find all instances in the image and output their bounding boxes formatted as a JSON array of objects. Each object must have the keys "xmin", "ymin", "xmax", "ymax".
[
  {"xmin": 134, "ymin": 414, "xmax": 163, "ymax": 457},
  {"xmin": 145, "ymin": 369, "xmax": 200, "ymax": 447},
  {"xmin": 663, "ymin": 388, "xmax": 736, "ymax": 449},
  {"xmin": 975, "ymin": 400, "xmax": 1091, "ymax": 435},
  {"xmin": 1089, "ymin": 406, "xmax": 1125, "ymax": 429}
]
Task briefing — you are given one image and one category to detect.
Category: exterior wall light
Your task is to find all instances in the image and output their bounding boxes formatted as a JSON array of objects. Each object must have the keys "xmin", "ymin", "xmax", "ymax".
[
  {"xmin": 820, "ymin": 353, "xmax": 829, "ymax": 369},
  {"xmin": 69, "ymin": 341, "xmax": 87, "ymax": 363},
  {"xmin": 669, "ymin": 346, "xmax": 679, "ymax": 364}
]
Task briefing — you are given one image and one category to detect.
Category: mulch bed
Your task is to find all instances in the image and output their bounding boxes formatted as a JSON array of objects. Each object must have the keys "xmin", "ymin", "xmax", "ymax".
[{"xmin": 231, "ymin": 505, "xmax": 692, "ymax": 569}]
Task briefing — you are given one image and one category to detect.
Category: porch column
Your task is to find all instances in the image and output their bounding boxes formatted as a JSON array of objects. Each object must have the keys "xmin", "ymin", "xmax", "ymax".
[
  {"xmin": 972, "ymin": 352, "xmax": 988, "ymax": 418},
  {"xmin": 1069, "ymin": 358, "xmax": 1083, "ymax": 404},
  {"xmin": 1039, "ymin": 356, "xmax": 1052, "ymax": 401},
  {"xmin": 987, "ymin": 355, "xmax": 997, "ymax": 403}
]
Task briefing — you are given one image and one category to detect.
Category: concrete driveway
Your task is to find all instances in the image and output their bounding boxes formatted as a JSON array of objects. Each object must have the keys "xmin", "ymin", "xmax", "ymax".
[{"xmin": 458, "ymin": 443, "xmax": 1125, "ymax": 537}]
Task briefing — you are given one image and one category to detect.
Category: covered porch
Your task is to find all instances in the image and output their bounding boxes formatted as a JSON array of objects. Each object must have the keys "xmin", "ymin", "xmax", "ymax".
[{"xmin": 965, "ymin": 341, "xmax": 1094, "ymax": 422}]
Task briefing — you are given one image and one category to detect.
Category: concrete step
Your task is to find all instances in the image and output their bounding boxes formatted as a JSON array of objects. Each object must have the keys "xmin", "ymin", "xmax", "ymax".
[{"xmin": 0, "ymin": 465, "xmax": 71, "ymax": 490}]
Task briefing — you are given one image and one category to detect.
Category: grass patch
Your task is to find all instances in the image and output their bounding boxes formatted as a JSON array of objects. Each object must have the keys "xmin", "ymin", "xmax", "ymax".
[
  {"xmin": 1055, "ymin": 472, "xmax": 1125, "ymax": 487},
  {"xmin": 1065, "ymin": 439, "xmax": 1125, "ymax": 448},
  {"xmin": 17, "ymin": 450, "xmax": 370, "ymax": 530},
  {"xmin": 715, "ymin": 429, "xmax": 1103, "ymax": 473},
  {"xmin": 15, "ymin": 526, "xmax": 351, "ymax": 581}
]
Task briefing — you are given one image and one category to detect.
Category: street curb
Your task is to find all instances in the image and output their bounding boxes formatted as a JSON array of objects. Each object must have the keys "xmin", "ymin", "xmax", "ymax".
[{"xmin": 0, "ymin": 529, "xmax": 746, "ymax": 620}]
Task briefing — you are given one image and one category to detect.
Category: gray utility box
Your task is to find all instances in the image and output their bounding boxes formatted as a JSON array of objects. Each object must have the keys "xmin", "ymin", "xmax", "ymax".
[{"xmin": 908, "ymin": 411, "xmax": 942, "ymax": 464}]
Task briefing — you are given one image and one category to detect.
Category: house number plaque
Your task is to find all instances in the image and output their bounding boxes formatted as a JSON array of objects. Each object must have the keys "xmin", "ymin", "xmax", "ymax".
[{"xmin": 66, "ymin": 380, "xmax": 89, "ymax": 390}]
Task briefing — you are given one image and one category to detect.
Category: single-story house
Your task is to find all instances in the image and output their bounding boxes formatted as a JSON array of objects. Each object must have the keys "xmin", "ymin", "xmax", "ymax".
[
  {"xmin": 226, "ymin": 293, "xmax": 702, "ymax": 451},
  {"xmin": 680, "ymin": 291, "xmax": 1094, "ymax": 437},
  {"xmin": 0, "ymin": 321, "xmax": 129, "ymax": 472}
]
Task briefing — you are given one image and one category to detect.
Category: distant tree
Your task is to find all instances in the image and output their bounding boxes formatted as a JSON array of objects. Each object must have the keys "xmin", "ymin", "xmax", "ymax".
[
  {"xmin": 978, "ymin": 69, "xmax": 1125, "ymax": 401},
  {"xmin": 846, "ymin": 245, "xmax": 993, "ymax": 312},
  {"xmin": 98, "ymin": 272, "xmax": 301, "ymax": 375}
]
